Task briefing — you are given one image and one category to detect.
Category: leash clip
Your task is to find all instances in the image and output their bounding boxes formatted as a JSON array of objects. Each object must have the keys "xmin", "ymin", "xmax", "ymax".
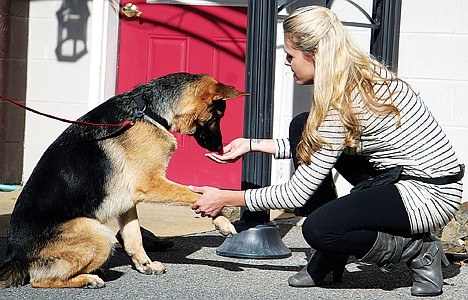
[{"xmin": 132, "ymin": 109, "xmax": 145, "ymax": 122}]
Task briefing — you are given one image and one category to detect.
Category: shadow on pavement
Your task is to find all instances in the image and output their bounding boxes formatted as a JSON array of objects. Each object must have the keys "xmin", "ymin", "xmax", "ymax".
[{"xmin": 0, "ymin": 220, "xmax": 463, "ymax": 292}]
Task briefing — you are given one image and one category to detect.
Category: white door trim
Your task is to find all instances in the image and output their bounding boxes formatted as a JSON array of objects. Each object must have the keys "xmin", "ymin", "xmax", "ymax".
[{"xmin": 88, "ymin": 0, "xmax": 120, "ymax": 109}]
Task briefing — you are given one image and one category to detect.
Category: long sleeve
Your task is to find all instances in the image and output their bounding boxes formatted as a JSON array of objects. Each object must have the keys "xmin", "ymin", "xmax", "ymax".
[
  {"xmin": 245, "ymin": 108, "xmax": 347, "ymax": 211},
  {"xmin": 274, "ymin": 138, "xmax": 292, "ymax": 159}
]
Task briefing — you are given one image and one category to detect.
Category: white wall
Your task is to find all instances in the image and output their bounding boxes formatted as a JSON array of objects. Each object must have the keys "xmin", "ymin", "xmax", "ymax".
[
  {"xmin": 398, "ymin": 0, "xmax": 468, "ymax": 196},
  {"xmin": 24, "ymin": 0, "xmax": 94, "ymax": 181}
]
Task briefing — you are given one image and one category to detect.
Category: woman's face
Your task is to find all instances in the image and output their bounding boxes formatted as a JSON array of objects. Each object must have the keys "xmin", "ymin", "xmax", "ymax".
[{"xmin": 284, "ymin": 38, "xmax": 315, "ymax": 85}]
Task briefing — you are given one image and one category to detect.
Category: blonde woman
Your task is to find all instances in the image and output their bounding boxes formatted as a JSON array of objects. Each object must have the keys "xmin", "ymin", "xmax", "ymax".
[{"xmin": 190, "ymin": 6, "xmax": 463, "ymax": 296}]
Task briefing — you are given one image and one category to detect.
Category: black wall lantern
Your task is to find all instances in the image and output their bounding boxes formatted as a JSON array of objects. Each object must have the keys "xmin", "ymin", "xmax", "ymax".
[{"xmin": 55, "ymin": 0, "xmax": 90, "ymax": 62}]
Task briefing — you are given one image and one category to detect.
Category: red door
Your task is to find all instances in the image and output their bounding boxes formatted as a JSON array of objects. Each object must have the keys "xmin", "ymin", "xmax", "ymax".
[{"xmin": 117, "ymin": 2, "xmax": 247, "ymax": 189}]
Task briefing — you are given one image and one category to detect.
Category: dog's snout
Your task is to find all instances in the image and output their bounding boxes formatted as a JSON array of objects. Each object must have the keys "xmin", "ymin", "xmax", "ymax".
[
  {"xmin": 192, "ymin": 122, "xmax": 224, "ymax": 153},
  {"xmin": 215, "ymin": 144, "xmax": 223, "ymax": 153}
]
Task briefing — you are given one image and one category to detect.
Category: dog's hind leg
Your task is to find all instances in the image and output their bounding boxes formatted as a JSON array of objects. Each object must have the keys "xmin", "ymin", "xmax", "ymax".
[
  {"xmin": 31, "ymin": 274, "xmax": 105, "ymax": 289},
  {"xmin": 29, "ymin": 218, "xmax": 113, "ymax": 288},
  {"xmin": 117, "ymin": 206, "xmax": 166, "ymax": 275}
]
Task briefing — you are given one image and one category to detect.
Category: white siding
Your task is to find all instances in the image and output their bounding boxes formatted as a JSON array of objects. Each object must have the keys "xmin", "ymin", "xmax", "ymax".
[
  {"xmin": 398, "ymin": 0, "xmax": 468, "ymax": 199},
  {"xmin": 24, "ymin": 0, "xmax": 93, "ymax": 180}
]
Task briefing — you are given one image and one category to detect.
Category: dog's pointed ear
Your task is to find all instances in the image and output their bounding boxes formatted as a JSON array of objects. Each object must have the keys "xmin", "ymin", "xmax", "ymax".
[{"xmin": 213, "ymin": 82, "xmax": 249, "ymax": 101}]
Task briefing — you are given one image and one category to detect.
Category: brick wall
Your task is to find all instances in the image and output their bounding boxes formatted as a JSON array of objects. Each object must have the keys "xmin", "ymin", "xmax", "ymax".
[{"xmin": 0, "ymin": 0, "xmax": 28, "ymax": 184}]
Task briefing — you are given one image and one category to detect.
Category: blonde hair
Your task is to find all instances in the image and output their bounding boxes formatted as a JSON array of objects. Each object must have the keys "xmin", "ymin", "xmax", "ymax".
[{"xmin": 283, "ymin": 6, "xmax": 400, "ymax": 165}]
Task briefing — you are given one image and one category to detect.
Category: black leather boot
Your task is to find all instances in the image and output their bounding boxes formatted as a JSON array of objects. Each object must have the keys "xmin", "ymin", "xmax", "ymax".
[{"xmin": 288, "ymin": 251, "xmax": 348, "ymax": 287}]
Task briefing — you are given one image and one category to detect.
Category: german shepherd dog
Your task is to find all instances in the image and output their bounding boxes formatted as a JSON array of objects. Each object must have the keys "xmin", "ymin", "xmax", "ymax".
[{"xmin": 0, "ymin": 73, "xmax": 247, "ymax": 288}]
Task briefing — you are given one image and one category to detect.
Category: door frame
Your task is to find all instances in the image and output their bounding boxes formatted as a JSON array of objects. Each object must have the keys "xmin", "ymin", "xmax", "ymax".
[{"xmin": 89, "ymin": 1, "xmax": 248, "ymax": 109}]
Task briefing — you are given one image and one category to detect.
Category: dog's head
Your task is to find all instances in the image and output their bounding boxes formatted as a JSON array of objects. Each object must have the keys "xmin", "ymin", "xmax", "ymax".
[{"xmin": 168, "ymin": 74, "xmax": 248, "ymax": 152}]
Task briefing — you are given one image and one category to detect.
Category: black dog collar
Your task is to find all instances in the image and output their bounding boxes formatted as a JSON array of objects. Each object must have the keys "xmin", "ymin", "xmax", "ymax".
[{"xmin": 131, "ymin": 86, "xmax": 171, "ymax": 131}]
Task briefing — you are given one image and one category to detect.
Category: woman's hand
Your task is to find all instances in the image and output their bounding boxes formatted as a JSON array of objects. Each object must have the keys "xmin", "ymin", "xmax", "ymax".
[
  {"xmin": 190, "ymin": 185, "xmax": 246, "ymax": 218},
  {"xmin": 205, "ymin": 138, "xmax": 250, "ymax": 164},
  {"xmin": 190, "ymin": 186, "xmax": 226, "ymax": 217}
]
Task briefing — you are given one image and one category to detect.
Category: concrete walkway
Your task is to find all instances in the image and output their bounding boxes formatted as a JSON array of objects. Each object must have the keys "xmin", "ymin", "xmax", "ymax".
[{"xmin": 0, "ymin": 189, "xmax": 221, "ymax": 239}]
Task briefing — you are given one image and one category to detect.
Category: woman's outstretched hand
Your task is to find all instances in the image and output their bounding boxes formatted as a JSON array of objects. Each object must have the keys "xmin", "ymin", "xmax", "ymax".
[
  {"xmin": 205, "ymin": 137, "xmax": 250, "ymax": 164},
  {"xmin": 190, "ymin": 185, "xmax": 245, "ymax": 218},
  {"xmin": 190, "ymin": 185, "xmax": 226, "ymax": 218}
]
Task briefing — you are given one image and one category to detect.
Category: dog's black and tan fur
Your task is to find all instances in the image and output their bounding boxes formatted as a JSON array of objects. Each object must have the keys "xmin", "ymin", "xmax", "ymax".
[{"xmin": 0, "ymin": 73, "xmax": 247, "ymax": 288}]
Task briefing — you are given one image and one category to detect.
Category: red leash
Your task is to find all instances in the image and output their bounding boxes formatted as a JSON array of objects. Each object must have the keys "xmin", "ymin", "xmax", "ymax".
[{"xmin": 0, "ymin": 94, "xmax": 133, "ymax": 127}]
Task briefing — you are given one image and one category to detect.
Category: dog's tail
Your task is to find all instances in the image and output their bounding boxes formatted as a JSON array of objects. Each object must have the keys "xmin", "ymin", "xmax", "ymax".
[{"xmin": 0, "ymin": 260, "xmax": 29, "ymax": 288}]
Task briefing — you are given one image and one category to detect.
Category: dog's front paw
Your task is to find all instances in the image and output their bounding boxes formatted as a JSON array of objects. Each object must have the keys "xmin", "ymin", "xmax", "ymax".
[
  {"xmin": 213, "ymin": 216, "xmax": 237, "ymax": 236},
  {"xmin": 136, "ymin": 260, "xmax": 166, "ymax": 275}
]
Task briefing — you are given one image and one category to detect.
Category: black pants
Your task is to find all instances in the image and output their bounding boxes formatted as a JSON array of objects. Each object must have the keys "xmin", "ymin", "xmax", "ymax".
[{"xmin": 290, "ymin": 112, "xmax": 411, "ymax": 258}]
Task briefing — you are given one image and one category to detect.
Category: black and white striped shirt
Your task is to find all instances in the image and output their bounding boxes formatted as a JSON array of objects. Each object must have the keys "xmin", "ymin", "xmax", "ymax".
[{"xmin": 245, "ymin": 69, "xmax": 463, "ymax": 234}]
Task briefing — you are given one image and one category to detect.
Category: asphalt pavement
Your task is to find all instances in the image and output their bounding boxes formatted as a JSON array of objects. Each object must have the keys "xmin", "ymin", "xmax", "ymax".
[{"xmin": 0, "ymin": 190, "xmax": 466, "ymax": 299}]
